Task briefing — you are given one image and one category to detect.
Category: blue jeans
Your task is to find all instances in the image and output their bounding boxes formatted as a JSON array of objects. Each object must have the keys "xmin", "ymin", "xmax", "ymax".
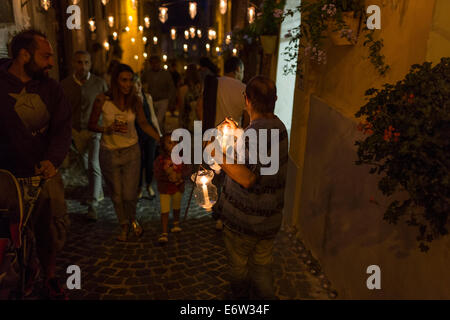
[{"xmin": 223, "ymin": 226, "xmax": 276, "ymax": 300}]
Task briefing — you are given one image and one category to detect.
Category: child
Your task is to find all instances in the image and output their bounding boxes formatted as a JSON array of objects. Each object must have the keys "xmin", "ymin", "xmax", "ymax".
[{"xmin": 154, "ymin": 133, "xmax": 190, "ymax": 243}]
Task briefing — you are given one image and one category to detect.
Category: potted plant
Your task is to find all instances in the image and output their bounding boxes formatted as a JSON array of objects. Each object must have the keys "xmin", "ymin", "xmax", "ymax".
[
  {"xmin": 249, "ymin": 0, "xmax": 286, "ymax": 54},
  {"xmin": 355, "ymin": 58, "xmax": 450, "ymax": 252},
  {"xmin": 327, "ymin": 0, "xmax": 364, "ymax": 46}
]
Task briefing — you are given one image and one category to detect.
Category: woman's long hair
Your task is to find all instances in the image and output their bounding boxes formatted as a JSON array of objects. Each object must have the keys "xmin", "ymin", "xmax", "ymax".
[{"xmin": 107, "ymin": 63, "xmax": 139, "ymax": 112}]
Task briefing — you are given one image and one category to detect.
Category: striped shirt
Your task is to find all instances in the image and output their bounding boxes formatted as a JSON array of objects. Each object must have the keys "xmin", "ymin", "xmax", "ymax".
[{"xmin": 218, "ymin": 115, "xmax": 288, "ymax": 238}]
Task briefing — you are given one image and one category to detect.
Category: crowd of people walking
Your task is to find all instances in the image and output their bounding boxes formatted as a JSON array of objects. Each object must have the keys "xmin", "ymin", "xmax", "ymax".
[{"xmin": 0, "ymin": 29, "xmax": 287, "ymax": 301}]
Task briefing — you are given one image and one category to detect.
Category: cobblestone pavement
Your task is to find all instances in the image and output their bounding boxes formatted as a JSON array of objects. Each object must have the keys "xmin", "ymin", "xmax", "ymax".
[{"xmin": 45, "ymin": 160, "xmax": 337, "ymax": 300}]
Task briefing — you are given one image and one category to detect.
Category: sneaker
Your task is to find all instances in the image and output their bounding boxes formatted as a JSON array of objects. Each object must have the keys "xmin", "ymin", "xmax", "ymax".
[
  {"xmin": 215, "ymin": 219, "xmax": 223, "ymax": 231},
  {"xmin": 171, "ymin": 223, "xmax": 182, "ymax": 233},
  {"xmin": 87, "ymin": 206, "xmax": 98, "ymax": 221},
  {"xmin": 44, "ymin": 278, "xmax": 68, "ymax": 300},
  {"xmin": 158, "ymin": 233, "xmax": 168, "ymax": 243}
]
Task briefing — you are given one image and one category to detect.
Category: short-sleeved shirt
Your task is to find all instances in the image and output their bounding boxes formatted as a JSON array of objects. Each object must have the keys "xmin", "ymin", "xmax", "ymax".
[
  {"xmin": 218, "ymin": 115, "xmax": 289, "ymax": 238},
  {"xmin": 61, "ymin": 73, "xmax": 108, "ymax": 131},
  {"xmin": 214, "ymin": 76, "xmax": 246, "ymax": 126}
]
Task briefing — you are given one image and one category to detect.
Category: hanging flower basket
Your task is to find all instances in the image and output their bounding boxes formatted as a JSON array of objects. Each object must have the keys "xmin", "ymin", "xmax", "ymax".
[
  {"xmin": 260, "ymin": 35, "xmax": 278, "ymax": 54},
  {"xmin": 328, "ymin": 12, "xmax": 361, "ymax": 46}
]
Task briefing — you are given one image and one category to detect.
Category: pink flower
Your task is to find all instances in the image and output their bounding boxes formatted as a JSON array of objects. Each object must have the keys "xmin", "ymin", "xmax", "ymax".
[{"xmin": 273, "ymin": 9, "xmax": 284, "ymax": 18}]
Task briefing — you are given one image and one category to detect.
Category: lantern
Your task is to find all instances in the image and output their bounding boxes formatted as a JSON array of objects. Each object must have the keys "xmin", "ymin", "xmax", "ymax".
[
  {"xmin": 108, "ymin": 16, "xmax": 114, "ymax": 28},
  {"xmin": 153, "ymin": 36, "xmax": 158, "ymax": 45},
  {"xmin": 215, "ymin": 46, "xmax": 220, "ymax": 53},
  {"xmin": 164, "ymin": 64, "xmax": 168, "ymax": 70},
  {"xmin": 184, "ymin": 30, "xmax": 189, "ymax": 40},
  {"xmin": 171, "ymin": 28, "xmax": 177, "ymax": 40},
  {"xmin": 184, "ymin": 65, "xmax": 187, "ymax": 70},
  {"xmin": 88, "ymin": 19, "xmax": 96, "ymax": 32},
  {"xmin": 208, "ymin": 29, "xmax": 216, "ymax": 41},
  {"xmin": 139, "ymin": 25, "xmax": 143, "ymax": 32},
  {"xmin": 225, "ymin": 34, "xmax": 231, "ymax": 45},
  {"xmin": 163, "ymin": 54, "xmax": 168, "ymax": 62},
  {"xmin": 143, "ymin": 52, "xmax": 148, "ymax": 59},
  {"xmin": 101, "ymin": 0, "xmax": 109, "ymax": 5},
  {"xmin": 219, "ymin": 0, "xmax": 227, "ymax": 15},
  {"xmin": 206, "ymin": 43, "xmax": 210, "ymax": 52},
  {"xmin": 191, "ymin": 169, "xmax": 218, "ymax": 211},
  {"xmin": 197, "ymin": 29, "xmax": 202, "ymax": 38},
  {"xmin": 103, "ymin": 41, "xmax": 110, "ymax": 51},
  {"xmin": 189, "ymin": 27, "xmax": 196, "ymax": 39},
  {"xmin": 189, "ymin": 2, "xmax": 197, "ymax": 20},
  {"xmin": 144, "ymin": 16, "xmax": 150, "ymax": 28},
  {"xmin": 183, "ymin": 44, "xmax": 188, "ymax": 52},
  {"xmin": 113, "ymin": 32, "xmax": 118, "ymax": 40},
  {"xmin": 248, "ymin": 6, "xmax": 256, "ymax": 24},
  {"xmin": 216, "ymin": 117, "xmax": 240, "ymax": 155},
  {"xmin": 159, "ymin": 7, "xmax": 168, "ymax": 23},
  {"xmin": 142, "ymin": 36, "xmax": 147, "ymax": 43},
  {"xmin": 232, "ymin": 48, "xmax": 238, "ymax": 56}
]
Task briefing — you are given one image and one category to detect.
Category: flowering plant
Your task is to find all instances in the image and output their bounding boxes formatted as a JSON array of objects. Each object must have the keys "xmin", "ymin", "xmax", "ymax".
[
  {"xmin": 282, "ymin": 0, "xmax": 389, "ymax": 76},
  {"xmin": 355, "ymin": 58, "xmax": 450, "ymax": 252}
]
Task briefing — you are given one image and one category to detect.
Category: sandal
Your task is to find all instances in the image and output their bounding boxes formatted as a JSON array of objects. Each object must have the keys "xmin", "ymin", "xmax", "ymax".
[
  {"xmin": 158, "ymin": 233, "xmax": 168, "ymax": 243},
  {"xmin": 131, "ymin": 220, "xmax": 143, "ymax": 238},
  {"xmin": 117, "ymin": 224, "xmax": 129, "ymax": 242}
]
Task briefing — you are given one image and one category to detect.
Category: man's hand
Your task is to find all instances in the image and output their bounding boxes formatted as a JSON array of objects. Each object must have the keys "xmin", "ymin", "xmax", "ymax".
[{"xmin": 35, "ymin": 160, "xmax": 57, "ymax": 179}]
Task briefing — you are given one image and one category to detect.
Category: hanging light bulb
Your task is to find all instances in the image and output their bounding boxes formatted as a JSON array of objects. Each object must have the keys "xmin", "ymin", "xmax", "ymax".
[
  {"xmin": 164, "ymin": 64, "xmax": 168, "ymax": 70},
  {"xmin": 159, "ymin": 7, "xmax": 168, "ymax": 24},
  {"xmin": 219, "ymin": 0, "xmax": 227, "ymax": 15},
  {"xmin": 171, "ymin": 28, "xmax": 177, "ymax": 40},
  {"xmin": 197, "ymin": 29, "xmax": 202, "ymax": 38},
  {"xmin": 143, "ymin": 52, "xmax": 148, "ymax": 59},
  {"xmin": 108, "ymin": 16, "xmax": 114, "ymax": 28},
  {"xmin": 206, "ymin": 43, "xmax": 210, "ymax": 52},
  {"xmin": 208, "ymin": 29, "xmax": 216, "ymax": 41},
  {"xmin": 40, "ymin": 0, "xmax": 51, "ymax": 10},
  {"xmin": 216, "ymin": 46, "xmax": 220, "ymax": 53},
  {"xmin": 139, "ymin": 25, "xmax": 143, "ymax": 32},
  {"xmin": 101, "ymin": 0, "xmax": 109, "ymax": 5},
  {"xmin": 128, "ymin": 15, "xmax": 133, "ymax": 23},
  {"xmin": 189, "ymin": 2, "xmax": 197, "ymax": 20},
  {"xmin": 248, "ymin": 6, "xmax": 256, "ymax": 24},
  {"xmin": 88, "ymin": 19, "xmax": 96, "ymax": 32},
  {"xmin": 125, "ymin": 26, "xmax": 130, "ymax": 32},
  {"xmin": 225, "ymin": 34, "xmax": 232, "ymax": 45},
  {"xmin": 184, "ymin": 30, "xmax": 189, "ymax": 40},
  {"xmin": 142, "ymin": 36, "xmax": 147, "ymax": 43},
  {"xmin": 183, "ymin": 44, "xmax": 188, "ymax": 52},
  {"xmin": 191, "ymin": 169, "xmax": 218, "ymax": 212},
  {"xmin": 153, "ymin": 36, "xmax": 158, "ymax": 45},
  {"xmin": 163, "ymin": 54, "xmax": 168, "ymax": 62},
  {"xmin": 232, "ymin": 48, "xmax": 238, "ymax": 56},
  {"xmin": 113, "ymin": 32, "xmax": 118, "ymax": 40},
  {"xmin": 103, "ymin": 41, "xmax": 110, "ymax": 51},
  {"xmin": 144, "ymin": 16, "xmax": 150, "ymax": 28},
  {"xmin": 131, "ymin": 37, "xmax": 135, "ymax": 44},
  {"xmin": 189, "ymin": 27, "xmax": 196, "ymax": 39}
]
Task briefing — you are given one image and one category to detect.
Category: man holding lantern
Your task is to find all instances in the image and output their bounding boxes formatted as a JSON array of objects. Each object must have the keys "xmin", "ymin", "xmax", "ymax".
[{"xmin": 213, "ymin": 76, "xmax": 288, "ymax": 300}]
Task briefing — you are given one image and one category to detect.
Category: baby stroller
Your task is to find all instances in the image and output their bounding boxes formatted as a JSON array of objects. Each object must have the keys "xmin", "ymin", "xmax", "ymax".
[{"xmin": 0, "ymin": 169, "xmax": 44, "ymax": 299}]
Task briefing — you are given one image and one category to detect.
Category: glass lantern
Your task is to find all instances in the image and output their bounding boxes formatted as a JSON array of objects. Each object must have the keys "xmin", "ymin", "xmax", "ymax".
[
  {"xmin": 216, "ymin": 117, "xmax": 240, "ymax": 156},
  {"xmin": 191, "ymin": 169, "xmax": 217, "ymax": 212}
]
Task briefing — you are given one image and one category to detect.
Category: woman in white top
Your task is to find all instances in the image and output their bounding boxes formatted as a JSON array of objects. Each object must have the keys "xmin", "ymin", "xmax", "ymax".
[{"xmin": 89, "ymin": 64, "xmax": 160, "ymax": 241}]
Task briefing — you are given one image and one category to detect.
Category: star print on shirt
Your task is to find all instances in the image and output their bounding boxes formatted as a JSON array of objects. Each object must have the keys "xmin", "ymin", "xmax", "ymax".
[{"xmin": 9, "ymin": 88, "xmax": 50, "ymax": 135}]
